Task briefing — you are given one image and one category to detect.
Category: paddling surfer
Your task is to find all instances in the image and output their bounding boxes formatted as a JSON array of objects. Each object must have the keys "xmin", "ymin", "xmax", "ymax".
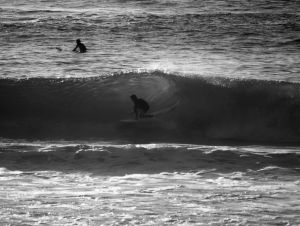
[{"xmin": 73, "ymin": 39, "xmax": 87, "ymax": 53}]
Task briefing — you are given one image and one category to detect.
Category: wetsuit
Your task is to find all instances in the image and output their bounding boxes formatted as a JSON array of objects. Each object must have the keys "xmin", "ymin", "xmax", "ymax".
[
  {"xmin": 133, "ymin": 98, "xmax": 149, "ymax": 119},
  {"xmin": 73, "ymin": 42, "xmax": 87, "ymax": 53}
]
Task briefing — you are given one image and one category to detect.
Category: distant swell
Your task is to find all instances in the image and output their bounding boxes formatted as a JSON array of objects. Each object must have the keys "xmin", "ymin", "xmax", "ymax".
[{"xmin": 1, "ymin": 72, "xmax": 300, "ymax": 144}]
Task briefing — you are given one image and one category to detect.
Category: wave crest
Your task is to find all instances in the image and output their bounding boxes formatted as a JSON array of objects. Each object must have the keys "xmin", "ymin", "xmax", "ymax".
[{"xmin": 1, "ymin": 72, "xmax": 300, "ymax": 144}]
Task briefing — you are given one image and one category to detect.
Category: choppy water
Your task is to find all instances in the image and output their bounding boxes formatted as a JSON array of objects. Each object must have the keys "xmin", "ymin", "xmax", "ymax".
[
  {"xmin": 1, "ymin": 0, "xmax": 300, "ymax": 225},
  {"xmin": 0, "ymin": 0, "xmax": 299, "ymax": 80}
]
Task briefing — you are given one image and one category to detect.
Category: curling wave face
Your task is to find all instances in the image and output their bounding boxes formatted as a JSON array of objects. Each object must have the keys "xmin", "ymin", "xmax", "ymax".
[{"xmin": 1, "ymin": 71, "xmax": 300, "ymax": 144}]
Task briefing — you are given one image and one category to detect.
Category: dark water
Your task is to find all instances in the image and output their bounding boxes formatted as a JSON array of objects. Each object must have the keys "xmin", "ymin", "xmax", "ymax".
[{"xmin": 1, "ymin": 72, "xmax": 300, "ymax": 144}]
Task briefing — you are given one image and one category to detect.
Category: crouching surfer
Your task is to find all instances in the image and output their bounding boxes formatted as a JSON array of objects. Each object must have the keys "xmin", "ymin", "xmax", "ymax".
[{"xmin": 130, "ymin": 94, "xmax": 152, "ymax": 120}]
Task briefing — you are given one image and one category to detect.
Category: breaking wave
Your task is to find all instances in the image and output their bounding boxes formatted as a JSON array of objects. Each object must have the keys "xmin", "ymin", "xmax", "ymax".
[{"xmin": 1, "ymin": 71, "xmax": 300, "ymax": 144}]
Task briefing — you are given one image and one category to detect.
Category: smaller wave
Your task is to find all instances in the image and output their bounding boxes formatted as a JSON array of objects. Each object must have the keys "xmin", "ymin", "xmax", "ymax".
[{"xmin": 0, "ymin": 142, "xmax": 299, "ymax": 175}]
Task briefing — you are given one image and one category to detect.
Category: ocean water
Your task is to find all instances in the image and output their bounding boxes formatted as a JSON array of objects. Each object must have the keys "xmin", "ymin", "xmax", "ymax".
[{"xmin": 0, "ymin": 0, "xmax": 300, "ymax": 225}]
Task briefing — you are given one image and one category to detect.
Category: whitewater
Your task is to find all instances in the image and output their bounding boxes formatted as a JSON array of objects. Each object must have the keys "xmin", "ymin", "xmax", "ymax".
[{"xmin": 0, "ymin": 0, "xmax": 299, "ymax": 225}]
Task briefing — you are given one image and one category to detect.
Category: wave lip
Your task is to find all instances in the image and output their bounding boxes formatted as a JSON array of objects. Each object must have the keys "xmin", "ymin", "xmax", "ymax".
[{"xmin": 1, "ymin": 72, "xmax": 300, "ymax": 144}]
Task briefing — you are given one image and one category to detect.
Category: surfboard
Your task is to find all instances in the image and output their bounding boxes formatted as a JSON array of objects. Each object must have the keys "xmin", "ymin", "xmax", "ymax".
[
  {"xmin": 120, "ymin": 115, "xmax": 155, "ymax": 123},
  {"xmin": 120, "ymin": 118, "xmax": 150, "ymax": 123},
  {"xmin": 120, "ymin": 101, "xmax": 179, "ymax": 123}
]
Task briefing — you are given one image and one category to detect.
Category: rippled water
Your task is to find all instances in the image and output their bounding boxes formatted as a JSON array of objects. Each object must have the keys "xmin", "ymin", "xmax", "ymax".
[{"xmin": 0, "ymin": 0, "xmax": 299, "ymax": 80}]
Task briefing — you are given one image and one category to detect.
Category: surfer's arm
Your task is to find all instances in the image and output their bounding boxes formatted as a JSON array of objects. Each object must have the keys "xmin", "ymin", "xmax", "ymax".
[{"xmin": 73, "ymin": 45, "xmax": 78, "ymax": 52}]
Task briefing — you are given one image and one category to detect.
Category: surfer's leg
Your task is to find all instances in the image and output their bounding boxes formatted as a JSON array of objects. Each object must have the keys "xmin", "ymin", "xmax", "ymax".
[
  {"xmin": 139, "ymin": 111, "xmax": 144, "ymax": 118},
  {"xmin": 133, "ymin": 108, "xmax": 139, "ymax": 119},
  {"xmin": 139, "ymin": 109, "xmax": 146, "ymax": 118}
]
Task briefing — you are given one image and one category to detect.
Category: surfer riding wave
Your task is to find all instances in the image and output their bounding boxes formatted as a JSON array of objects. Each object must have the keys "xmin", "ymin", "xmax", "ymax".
[{"xmin": 130, "ymin": 94, "xmax": 152, "ymax": 120}]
